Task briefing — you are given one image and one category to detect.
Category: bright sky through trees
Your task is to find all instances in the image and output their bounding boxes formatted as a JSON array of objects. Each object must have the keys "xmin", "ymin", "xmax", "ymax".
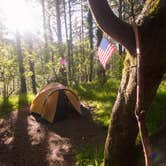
[{"xmin": 0, "ymin": 0, "xmax": 42, "ymax": 35}]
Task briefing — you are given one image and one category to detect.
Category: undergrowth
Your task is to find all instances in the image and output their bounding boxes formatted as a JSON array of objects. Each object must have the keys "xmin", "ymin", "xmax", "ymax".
[
  {"xmin": 74, "ymin": 79, "xmax": 120, "ymax": 127},
  {"xmin": 75, "ymin": 144, "xmax": 104, "ymax": 166},
  {"xmin": 0, "ymin": 94, "xmax": 34, "ymax": 118},
  {"xmin": 0, "ymin": 79, "xmax": 165, "ymax": 165},
  {"xmin": 74, "ymin": 79, "xmax": 166, "ymax": 165}
]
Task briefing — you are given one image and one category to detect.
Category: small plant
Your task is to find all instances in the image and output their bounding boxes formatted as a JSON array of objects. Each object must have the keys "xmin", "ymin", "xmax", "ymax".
[{"xmin": 75, "ymin": 144, "xmax": 104, "ymax": 166}]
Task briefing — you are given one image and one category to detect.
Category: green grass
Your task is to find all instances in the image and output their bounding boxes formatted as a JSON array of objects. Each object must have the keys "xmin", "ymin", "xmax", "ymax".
[
  {"xmin": 75, "ymin": 144, "xmax": 104, "ymax": 166},
  {"xmin": 0, "ymin": 79, "xmax": 165, "ymax": 165},
  {"xmin": 73, "ymin": 79, "xmax": 120, "ymax": 166},
  {"xmin": 147, "ymin": 81, "xmax": 166, "ymax": 133},
  {"xmin": 0, "ymin": 94, "xmax": 34, "ymax": 118},
  {"xmin": 74, "ymin": 79, "xmax": 120, "ymax": 127},
  {"xmin": 74, "ymin": 79, "xmax": 166, "ymax": 165}
]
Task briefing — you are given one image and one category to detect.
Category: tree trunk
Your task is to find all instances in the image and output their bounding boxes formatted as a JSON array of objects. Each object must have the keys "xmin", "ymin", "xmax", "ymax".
[
  {"xmin": 3, "ymin": 80, "xmax": 7, "ymax": 99},
  {"xmin": 67, "ymin": 0, "xmax": 73, "ymax": 82},
  {"xmin": 96, "ymin": 28, "xmax": 106, "ymax": 82},
  {"xmin": 16, "ymin": 31, "xmax": 27, "ymax": 94},
  {"xmin": 48, "ymin": 15, "xmax": 53, "ymax": 43},
  {"xmin": 55, "ymin": 0, "xmax": 62, "ymax": 42},
  {"xmin": 104, "ymin": 53, "xmax": 138, "ymax": 165},
  {"xmin": 118, "ymin": 0, "xmax": 123, "ymax": 55},
  {"xmin": 87, "ymin": 9, "xmax": 94, "ymax": 81},
  {"xmin": 81, "ymin": 0, "xmax": 85, "ymax": 57},
  {"xmin": 41, "ymin": 0, "xmax": 49, "ymax": 63},
  {"xmin": 29, "ymin": 60, "xmax": 37, "ymax": 94},
  {"xmin": 88, "ymin": 0, "xmax": 166, "ymax": 165},
  {"xmin": 62, "ymin": 0, "xmax": 68, "ymax": 40},
  {"xmin": 26, "ymin": 36, "xmax": 37, "ymax": 94}
]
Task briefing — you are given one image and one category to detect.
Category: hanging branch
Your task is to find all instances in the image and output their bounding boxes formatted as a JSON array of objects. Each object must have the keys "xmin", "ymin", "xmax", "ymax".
[{"xmin": 130, "ymin": 17, "xmax": 153, "ymax": 166}]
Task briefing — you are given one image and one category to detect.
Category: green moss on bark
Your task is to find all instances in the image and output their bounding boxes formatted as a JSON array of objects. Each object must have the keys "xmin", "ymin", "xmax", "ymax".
[
  {"xmin": 123, "ymin": 52, "xmax": 136, "ymax": 74},
  {"xmin": 146, "ymin": 0, "xmax": 160, "ymax": 16}
]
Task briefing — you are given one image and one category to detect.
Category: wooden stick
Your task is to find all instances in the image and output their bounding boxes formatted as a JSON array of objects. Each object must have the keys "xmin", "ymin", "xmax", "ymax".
[{"xmin": 130, "ymin": 17, "xmax": 153, "ymax": 166}]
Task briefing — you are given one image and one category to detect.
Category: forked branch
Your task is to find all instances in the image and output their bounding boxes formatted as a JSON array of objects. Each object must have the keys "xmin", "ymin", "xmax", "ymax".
[{"xmin": 88, "ymin": 0, "xmax": 136, "ymax": 55}]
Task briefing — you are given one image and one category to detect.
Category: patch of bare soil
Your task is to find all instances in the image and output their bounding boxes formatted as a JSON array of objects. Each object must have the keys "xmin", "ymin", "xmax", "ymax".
[{"xmin": 0, "ymin": 107, "xmax": 106, "ymax": 166}]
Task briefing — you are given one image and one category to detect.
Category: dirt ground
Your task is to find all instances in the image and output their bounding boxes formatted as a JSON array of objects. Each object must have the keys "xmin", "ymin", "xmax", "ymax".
[
  {"xmin": 0, "ymin": 107, "xmax": 166, "ymax": 166},
  {"xmin": 0, "ymin": 107, "xmax": 105, "ymax": 166}
]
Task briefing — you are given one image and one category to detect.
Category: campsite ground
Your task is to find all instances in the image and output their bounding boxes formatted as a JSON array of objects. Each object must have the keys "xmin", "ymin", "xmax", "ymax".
[
  {"xmin": 0, "ymin": 80, "xmax": 166, "ymax": 165},
  {"xmin": 0, "ymin": 106, "xmax": 106, "ymax": 166},
  {"xmin": 0, "ymin": 107, "xmax": 166, "ymax": 166}
]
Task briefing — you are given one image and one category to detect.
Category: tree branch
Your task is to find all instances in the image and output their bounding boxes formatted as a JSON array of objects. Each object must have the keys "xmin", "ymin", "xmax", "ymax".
[{"xmin": 88, "ymin": 0, "xmax": 136, "ymax": 55}]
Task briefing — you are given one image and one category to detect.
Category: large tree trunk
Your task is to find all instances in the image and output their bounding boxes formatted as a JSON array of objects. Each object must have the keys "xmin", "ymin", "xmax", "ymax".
[
  {"xmin": 118, "ymin": 0, "xmax": 123, "ymax": 55},
  {"xmin": 88, "ymin": 0, "xmax": 166, "ymax": 165},
  {"xmin": 105, "ymin": 54, "xmax": 138, "ymax": 165}
]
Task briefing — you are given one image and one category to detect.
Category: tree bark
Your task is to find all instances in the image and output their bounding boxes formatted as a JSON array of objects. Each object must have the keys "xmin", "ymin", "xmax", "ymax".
[
  {"xmin": 118, "ymin": 0, "xmax": 123, "ymax": 55},
  {"xmin": 88, "ymin": 0, "xmax": 166, "ymax": 165},
  {"xmin": 87, "ymin": 9, "xmax": 94, "ymax": 81},
  {"xmin": 55, "ymin": 0, "xmax": 62, "ymax": 42},
  {"xmin": 67, "ymin": 0, "xmax": 73, "ymax": 82},
  {"xmin": 104, "ymin": 54, "xmax": 138, "ymax": 165},
  {"xmin": 41, "ymin": 0, "xmax": 49, "ymax": 63},
  {"xmin": 48, "ymin": 15, "xmax": 53, "ymax": 43},
  {"xmin": 88, "ymin": 0, "xmax": 136, "ymax": 55},
  {"xmin": 62, "ymin": 0, "xmax": 68, "ymax": 40},
  {"xmin": 27, "ymin": 38, "xmax": 37, "ymax": 94},
  {"xmin": 29, "ymin": 60, "xmax": 37, "ymax": 94}
]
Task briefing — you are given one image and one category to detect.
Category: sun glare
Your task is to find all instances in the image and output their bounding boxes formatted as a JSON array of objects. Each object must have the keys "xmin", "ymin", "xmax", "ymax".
[{"xmin": 0, "ymin": 0, "xmax": 42, "ymax": 35}]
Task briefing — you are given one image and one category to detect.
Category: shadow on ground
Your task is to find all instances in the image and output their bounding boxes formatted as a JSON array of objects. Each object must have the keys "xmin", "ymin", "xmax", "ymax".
[
  {"xmin": 1, "ymin": 103, "xmax": 165, "ymax": 166},
  {"xmin": 0, "ymin": 104, "xmax": 105, "ymax": 166}
]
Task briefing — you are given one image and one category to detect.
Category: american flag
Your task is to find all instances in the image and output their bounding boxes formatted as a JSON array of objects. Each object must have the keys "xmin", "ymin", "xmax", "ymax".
[{"xmin": 97, "ymin": 37, "xmax": 116, "ymax": 69}]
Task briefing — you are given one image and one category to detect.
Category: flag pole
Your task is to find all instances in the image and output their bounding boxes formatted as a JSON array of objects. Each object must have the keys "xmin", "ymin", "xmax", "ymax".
[{"xmin": 130, "ymin": 17, "xmax": 152, "ymax": 166}]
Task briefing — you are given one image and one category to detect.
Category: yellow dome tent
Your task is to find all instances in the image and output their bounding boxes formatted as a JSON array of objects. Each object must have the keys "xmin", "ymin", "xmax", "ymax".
[{"xmin": 30, "ymin": 82, "xmax": 81, "ymax": 123}]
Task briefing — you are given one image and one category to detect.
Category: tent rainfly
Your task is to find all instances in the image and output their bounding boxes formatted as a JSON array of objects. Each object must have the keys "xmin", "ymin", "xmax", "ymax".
[{"xmin": 30, "ymin": 82, "xmax": 81, "ymax": 123}]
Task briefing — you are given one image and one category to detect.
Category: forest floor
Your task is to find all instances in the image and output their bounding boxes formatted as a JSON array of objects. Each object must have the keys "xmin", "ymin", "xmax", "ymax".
[
  {"xmin": 0, "ymin": 106, "xmax": 166, "ymax": 166},
  {"xmin": 0, "ymin": 106, "xmax": 106, "ymax": 166}
]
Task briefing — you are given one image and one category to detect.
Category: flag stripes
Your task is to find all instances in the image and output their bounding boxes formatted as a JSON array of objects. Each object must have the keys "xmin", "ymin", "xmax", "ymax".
[{"xmin": 97, "ymin": 38, "xmax": 116, "ymax": 69}]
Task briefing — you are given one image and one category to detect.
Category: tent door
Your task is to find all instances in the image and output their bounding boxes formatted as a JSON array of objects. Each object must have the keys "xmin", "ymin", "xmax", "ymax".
[{"xmin": 53, "ymin": 90, "xmax": 68, "ymax": 121}]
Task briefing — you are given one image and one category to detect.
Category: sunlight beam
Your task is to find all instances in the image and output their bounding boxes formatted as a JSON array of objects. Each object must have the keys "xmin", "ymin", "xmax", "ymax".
[{"xmin": 0, "ymin": 0, "xmax": 42, "ymax": 35}]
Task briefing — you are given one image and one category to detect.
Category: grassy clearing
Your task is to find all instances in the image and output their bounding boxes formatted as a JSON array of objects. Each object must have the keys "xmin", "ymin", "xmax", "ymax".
[
  {"xmin": 0, "ymin": 94, "xmax": 34, "ymax": 118},
  {"xmin": 74, "ymin": 79, "xmax": 166, "ymax": 165},
  {"xmin": 74, "ymin": 79, "xmax": 120, "ymax": 165},
  {"xmin": 74, "ymin": 79, "xmax": 120, "ymax": 127}
]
